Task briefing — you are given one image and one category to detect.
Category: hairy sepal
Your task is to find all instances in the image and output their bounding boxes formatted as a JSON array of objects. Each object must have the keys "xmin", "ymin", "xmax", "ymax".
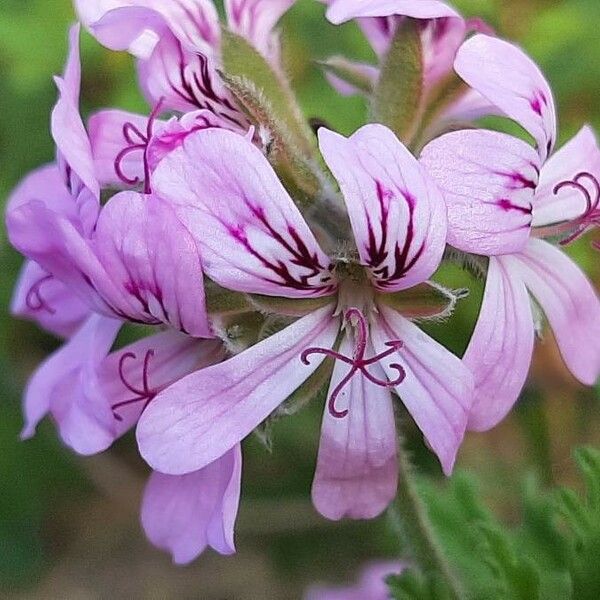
[{"xmin": 248, "ymin": 294, "xmax": 333, "ymax": 317}]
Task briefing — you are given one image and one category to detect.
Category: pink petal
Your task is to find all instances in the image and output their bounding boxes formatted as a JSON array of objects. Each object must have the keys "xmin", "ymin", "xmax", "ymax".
[
  {"xmin": 312, "ymin": 335, "xmax": 398, "ymax": 520},
  {"xmin": 93, "ymin": 192, "xmax": 211, "ymax": 336},
  {"xmin": 225, "ymin": 0, "xmax": 294, "ymax": 63},
  {"xmin": 88, "ymin": 109, "xmax": 150, "ymax": 187},
  {"xmin": 141, "ymin": 445, "xmax": 241, "ymax": 564},
  {"xmin": 59, "ymin": 333, "xmax": 225, "ymax": 455},
  {"xmin": 511, "ymin": 239, "xmax": 600, "ymax": 385},
  {"xmin": 326, "ymin": 0, "xmax": 460, "ymax": 24},
  {"xmin": 454, "ymin": 34, "xmax": 557, "ymax": 161},
  {"xmin": 464, "ymin": 257, "xmax": 534, "ymax": 431},
  {"xmin": 51, "ymin": 25, "xmax": 100, "ymax": 230},
  {"xmin": 533, "ymin": 125, "xmax": 600, "ymax": 227},
  {"xmin": 20, "ymin": 315, "xmax": 121, "ymax": 441},
  {"xmin": 372, "ymin": 306, "xmax": 473, "ymax": 475},
  {"xmin": 152, "ymin": 128, "xmax": 335, "ymax": 298},
  {"xmin": 438, "ymin": 89, "xmax": 501, "ymax": 124},
  {"xmin": 11, "ymin": 261, "xmax": 90, "ymax": 338},
  {"xmin": 421, "ymin": 129, "xmax": 539, "ymax": 255},
  {"xmin": 319, "ymin": 125, "xmax": 447, "ymax": 292},
  {"xmin": 137, "ymin": 306, "xmax": 340, "ymax": 475}
]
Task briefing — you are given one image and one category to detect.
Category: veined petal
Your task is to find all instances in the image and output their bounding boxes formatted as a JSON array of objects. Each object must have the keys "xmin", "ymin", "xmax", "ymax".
[
  {"xmin": 464, "ymin": 257, "xmax": 534, "ymax": 432},
  {"xmin": 421, "ymin": 129, "xmax": 539, "ymax": 255},
  {"xmin": 511, "ymin": 239, "xmax": 600, "ymax": 385},
  {"xmin": 20, "ymin": 315, "xmax": 121, "ymax": 441},
  {"xmin": 137, "ymin": 305, "xmax": 340, "ymax": 475},
  {"xmin": 312, "ymin": 335, "xmax": 398, "ymax": 520},
  {"xmin": 225, "ymin": 0, "xmax": 294, "ymax": 62},
  {"xmin": 141, "ymin": 445, "xmax": 241, "ymax": 564},
  {"xmin": 59, "ymin": 333, "xmax": 224, "ymax": 455},
  {"xmin": 52, "ymin": 25, "xmax": 100, "ymax": 231},
  {"xmin": 11, "ymin": 261, "xmax": 90, "ymax": 338},
  {"xmin": 454, "ymin": 34, "xmax": 557, "ymax": 161},
  {"xmin": 373, "ymin": 306, "xmax": 473, "ymax": 475},
  {"xmin": 152, "ymin": 128, "xmax": 335, "ymax": 298},
  {"xmin": 533, "ymin": 126, "xmax": 600, "ymax": 227},
  {"xmin": 326, "ymin": 0, "xmax": 460, "ymax": 24},
  {"xmin": 319, "ymin": 125, "xmax": 447, "ymax": 292}
]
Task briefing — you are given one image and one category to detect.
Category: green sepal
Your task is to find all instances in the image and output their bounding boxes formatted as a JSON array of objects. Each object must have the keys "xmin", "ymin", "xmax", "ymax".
[
  {"xmin": 205, "ymin": 280, "xmax": 254, "ymax": 317},
  {"xmin": 319, "ymin": 56, "xmax": 375, "ymax": 96},
  {"xmin": 371, "ymin": 18, "xmax": 424, "ymax": 143},
  {"xmin": 249, "ymin": 294, "xmax": 334, "ymax": 317}
]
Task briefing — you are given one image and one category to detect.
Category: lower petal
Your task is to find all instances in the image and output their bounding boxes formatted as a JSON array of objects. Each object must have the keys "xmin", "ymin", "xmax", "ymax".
[
  {"xmin": 512, "ymin": 239, "xmax": 600, "ymax": 385},
  {"xmin": 464, "ymin": 257, "xmax": 535, "ymax": 431},
  {"xmin": 141, "ymin": 445, "xmax": 242, "ymax": 565},
  {"xmin": 312, "ymin": 336, "xmax": 398, "ymax": 521},
  {"xmin": 137, "ymin": 305, "xmax": 339, "ymax": 475},
  {"xmin": 372, "ymin": 307, "xmax": 473, "ymax": 475}
]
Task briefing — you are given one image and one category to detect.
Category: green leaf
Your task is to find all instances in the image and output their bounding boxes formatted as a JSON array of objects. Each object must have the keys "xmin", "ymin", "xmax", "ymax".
[
  {"xmin": 318, "ymin": 56, "xmax": 375, "ymax": 96},
  {"xmin": 371, "ymin": 18, "xmax": 424, "ymax": 143}
]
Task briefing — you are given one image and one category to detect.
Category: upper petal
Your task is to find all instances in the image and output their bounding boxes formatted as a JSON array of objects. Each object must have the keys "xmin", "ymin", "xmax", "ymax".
[
  {"xmin": 533, "ymin": 125, "xmax": 600, "ymax": 227},
  {"xmin": 319, "ymin": 125, "xmax": 447, "ymax": 292},
  {"xmin": 421, "ymin": 129, "xmax": 539, "ymax": 255},
  {"xmin": 152, "ymin": 128, "xmax": 335, "ymax": 298},
  {"xmin": 372, "ymin": 307, "xmax": 473, "ymax": 475},
  {"xmin": 312, "ymin": 336, "xmax": 398, "ymax": 521},
  {"xmin": 326, "ymin": 0, "xmax": 460, "ymax": 24},
  {"xmin": 464, "ymin": 257, "xmax": 535, "ymax": 432},
  {"xmin": 137, "ymin": 305, "xmax": 339, "ymax": 475},
  {"xmin": 141, "ymin": 445, "xmax": 241, "ymax": 564},
  {"xmin": 454, "ymin": 34, "xmax": 557, "ymax": 161},
  {"xmin": 511, "ymin": 239, "xmax": 600, "ymax": 385}
]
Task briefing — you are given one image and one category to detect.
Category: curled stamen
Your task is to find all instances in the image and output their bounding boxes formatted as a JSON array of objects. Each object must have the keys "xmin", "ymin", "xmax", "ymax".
[
  {"xmin": 113, "ymin": 98, "xmax": 165, "ymax": 194},
  {"xmin": 25, "ymin": 274, "xmax": 56, "ymax": 314},
  {"xmin": 301, "ymin": 308, "xmax": 406, "ymax": 419},
  {"xmin": 549, "ymin": 171, "xmax": 600, "ymax": 248},
  {"xmin": 112, "ymin": 349, "xmax": 157, "ymax": 422}
]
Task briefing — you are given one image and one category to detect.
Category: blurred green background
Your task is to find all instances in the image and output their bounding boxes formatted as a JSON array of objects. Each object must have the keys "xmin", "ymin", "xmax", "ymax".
[{"xmin": 1, "ymin": 0, "xmax": 599, "ymax": 598}]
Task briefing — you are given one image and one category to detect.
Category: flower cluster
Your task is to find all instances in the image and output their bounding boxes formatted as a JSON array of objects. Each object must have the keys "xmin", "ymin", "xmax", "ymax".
[{"xmin": 6, "ymin": 0, "xmax": 599, "ymax": 565}]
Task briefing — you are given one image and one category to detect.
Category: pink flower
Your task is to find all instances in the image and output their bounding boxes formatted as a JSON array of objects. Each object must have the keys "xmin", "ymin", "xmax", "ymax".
[
  {"xmin": 135, "ymin": 123, "xmax": 473, "ymax": 520},
  {"xmin": 305, "ymin": 560, "xmax": 406, "ymax": 600},
  {"xmin": 321, "ymin": 0, "xmax": 496, "ymax": 128},
  {"xmin": 74, "ymin": 0, "xmax": 295, "ymax": 124},
  {"xmin": 420, "ymin": 34, "xmax": 600, "ymax": 431}
]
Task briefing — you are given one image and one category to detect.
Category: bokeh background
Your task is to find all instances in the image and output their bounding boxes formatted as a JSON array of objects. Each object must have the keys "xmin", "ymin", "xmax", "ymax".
[{"xmin": 1, "ymin": 0, "xmax": 599, "ymax": 598}]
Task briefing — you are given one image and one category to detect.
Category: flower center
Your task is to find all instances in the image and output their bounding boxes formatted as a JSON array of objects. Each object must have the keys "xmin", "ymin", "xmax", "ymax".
[
  {"xmin": 114, "ymin": 98, "xmax": 164, "ymax": 194},
  {"xmin": 535, "ymin": 172, "xmax": 600, "ymax": 250},
  {"xmin": 111, "ymin": 349, "xmax": 158, "ymax": 421},
  {"xmin": 301, "ymin": 307, "xmax": 405, "ymax": 419}
]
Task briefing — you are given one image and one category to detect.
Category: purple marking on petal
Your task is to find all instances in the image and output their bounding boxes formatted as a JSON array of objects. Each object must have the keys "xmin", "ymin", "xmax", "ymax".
[{"xmin": 497, "ymin": 198, "xmax": 533, "ymax": 215}]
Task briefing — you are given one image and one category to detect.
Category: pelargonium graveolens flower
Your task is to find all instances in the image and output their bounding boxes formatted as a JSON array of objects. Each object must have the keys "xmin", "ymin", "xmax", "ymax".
[
  {"xmin": 135, "ymin": 123, "xmax": 474, "ymax": 520},
  {"xmin": 421, "ymin": 34, "xmax": 600, "ymax": 431}
]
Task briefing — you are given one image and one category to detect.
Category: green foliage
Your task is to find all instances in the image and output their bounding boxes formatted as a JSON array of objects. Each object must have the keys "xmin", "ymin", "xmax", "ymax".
[{"xmin": 389, "ymin": 448, "xmax": 600, "ymax": 600}]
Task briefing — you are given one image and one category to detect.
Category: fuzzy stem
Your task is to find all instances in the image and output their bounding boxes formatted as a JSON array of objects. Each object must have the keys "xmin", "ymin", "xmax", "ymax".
[{"xmin": 392, "ymin": 431, "xmax": 466, "ymax": 599}]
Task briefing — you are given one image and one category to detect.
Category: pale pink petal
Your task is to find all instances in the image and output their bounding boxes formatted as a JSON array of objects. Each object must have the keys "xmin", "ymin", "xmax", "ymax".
[
  {"xmin": 306, "ymin": 561, "xmax": 406, "ymax": 600},
  {"xmin": 20, "ymin": 315, "xmax": 121, "ymax": 441},
  {"xmin": 152, "ymin": 128, "xmax": 335, "ymax": 298},
  {"xmin": 454, "ymin": 34, "xmax": 557, "ymax": 161},
  {"xmin": 141, "ymin": 445, "xmax": 241, "ymax": 564},
  {"xmin": 464, "ymin": 257, "xmax": 534, "ymax": 431},
  {"xmin": 533, "ymin": 126, "xmax": 600, "ymax": 227},
  {"xmin": 372, "ymin": 306, "xmax": 473, "ymax": 475},
  {"xmin": 137, "ymin": 306, "xmax": 340, "ymax": 475},
  {"xmin": 88, "ymin": 109, "xmax": 150, "ymax": 187},
  {"xmin": 11, "ymin": 261, "xmax": 90, "ymax": 338},
  {"xmin": 421, "ymin": 129, "xmax": 540, "ymax": 255},
  {"xmin": 58, "ymin": 333, "xmax": 224, "ymax": 455},
  {"xmin": 312, "ymin": 336, "xmax": 398, "ymax": 520},
  {"xmin": 93, "ymin": 192, "xmax": 211, "ymax": 336},
  {"xmin": 511, "ymin": 239, "xmax": 600, "ymax": 385},
  {"xmin": 438, "ymin": 89, "xmax": 500, "ymax": 124},
  {"xmin": 225, "ymin": 0, "xmax": 294, "ymax": 62},
  {"xmin": 319, "ymin": 125, "xmax": 447, "ymax": 292},
  {"xmin": 326, "ymin": 0, "xmax": 460, "ymax": 24},
  {"xmin": 51, "ymin": 25, "xmax": 100, "ymax": 230}
]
